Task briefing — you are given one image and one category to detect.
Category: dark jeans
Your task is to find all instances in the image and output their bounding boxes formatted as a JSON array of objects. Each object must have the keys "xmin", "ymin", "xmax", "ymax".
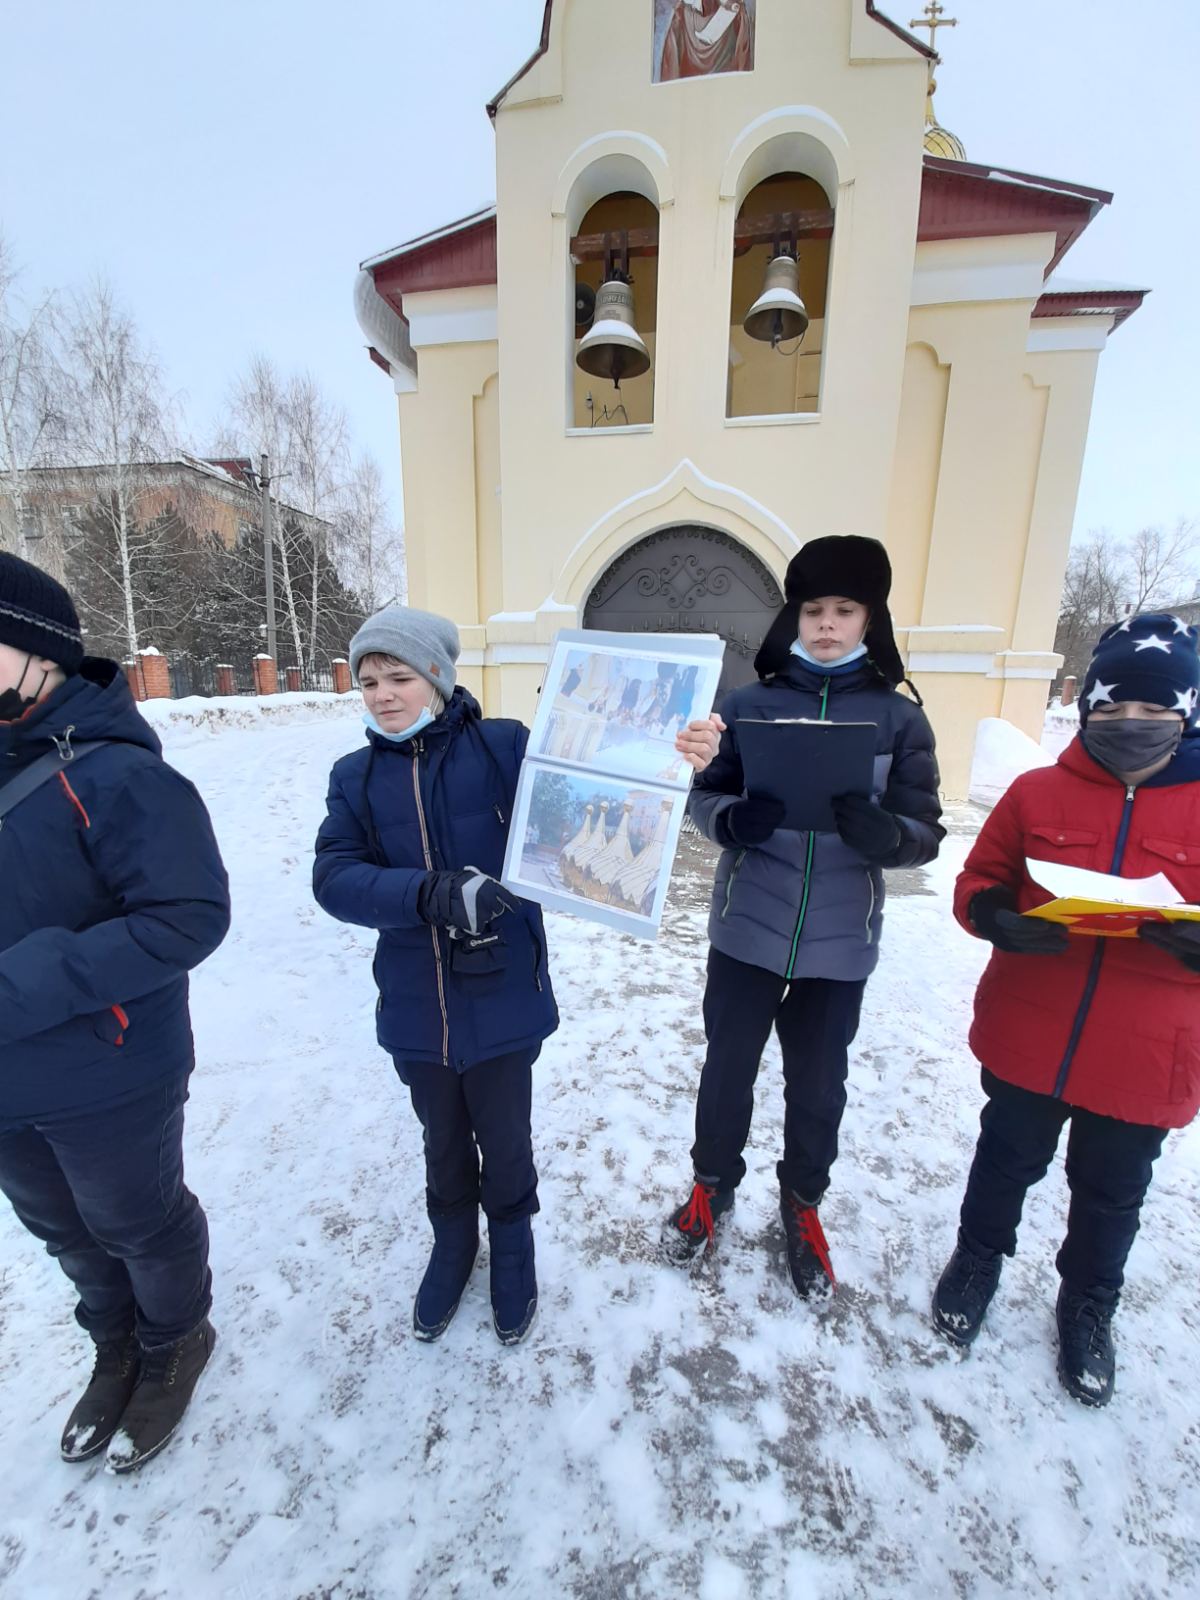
[
  {"xmin": 0, "ymin": 1077, "xmax": 212, "ymax": 1348},
  {"xmin": 394, "ymin": 1048, "xmax": 540, "ymax": 1224},
  {"xmin": 960, "ymin": 1068, "xmax": 1168, "ymax": 1298},
  {"xmin": 691, "ymin": 948, "xmax": 866, "ymax": 1201}
]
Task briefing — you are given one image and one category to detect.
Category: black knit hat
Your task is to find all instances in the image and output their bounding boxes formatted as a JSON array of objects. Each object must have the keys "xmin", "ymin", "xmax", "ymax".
[
  {"xmin": 0, "ymin": 552, "xmax": 85, "ymax": 674},
  {"xmin": 754, "ymin": 535, "xmax": 905, "ymax": 686},
  {"xmin": 1080, "ymin": 612, "xmax": 1200, "ymax": 725}
]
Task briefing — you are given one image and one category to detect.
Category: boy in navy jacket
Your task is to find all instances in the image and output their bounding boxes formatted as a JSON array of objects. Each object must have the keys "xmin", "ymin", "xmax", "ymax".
[
  {"xmin": 314, "ymin": 605, "xmax": 720, "ymax": 1346},
  {"xmin": 0, "ymin": 554, "xmax": 230, "ymax": 1471}
]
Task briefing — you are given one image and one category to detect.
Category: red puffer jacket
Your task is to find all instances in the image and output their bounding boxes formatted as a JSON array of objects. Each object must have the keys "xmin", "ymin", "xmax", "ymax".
[{"xmin": 954, "ymin": 736, "xmax": 1200, "ymax": 1129}]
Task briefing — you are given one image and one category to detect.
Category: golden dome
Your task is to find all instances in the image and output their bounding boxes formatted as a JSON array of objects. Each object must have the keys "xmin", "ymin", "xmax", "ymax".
[
  {"xmin": 924, "ymin": 122, "xmax": 967, "ymax": 160},
  {"xmin": 923, "ymin": 80, "xmax": 966, "ymax": 161}
]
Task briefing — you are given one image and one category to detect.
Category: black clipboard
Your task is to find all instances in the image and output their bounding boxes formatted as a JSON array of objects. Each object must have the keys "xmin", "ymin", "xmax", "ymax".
[{"xmin": 737, "ymin": 718, "xmax": 878, "ymax": 832}]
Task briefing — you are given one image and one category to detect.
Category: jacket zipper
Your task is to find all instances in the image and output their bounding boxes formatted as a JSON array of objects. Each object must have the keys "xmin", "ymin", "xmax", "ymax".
[
  {"xmin": 410, "ymin": 739, "xmax": 451, "ymax": 1065},
  {"xmin": 530, "ymin": 920, "xmax": 545, "ymax": 992},
  {"xmin": 1051, "ymin": 784, "xmax": 1135, "ymax": 1099},
  {"xmin": 784, "ymin": 677, "xmax": 831, "ymax": 980},
  {"xmin": 721, "ymin": 848, "xmax": 747, "ymax": 919},
  {"xmin": 864, "ymin": 870, "xmax": 877, "ymax": 946}
]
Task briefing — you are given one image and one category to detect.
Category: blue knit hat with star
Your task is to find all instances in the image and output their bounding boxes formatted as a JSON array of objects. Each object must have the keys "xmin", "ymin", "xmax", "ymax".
[{"xmin": 1080, "ymin": 612, "xmax": 1200, "ymax": 724}]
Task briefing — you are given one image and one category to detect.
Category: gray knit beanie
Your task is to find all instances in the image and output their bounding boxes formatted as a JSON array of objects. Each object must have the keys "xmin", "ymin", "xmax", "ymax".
[{"xmin": 348, "ymin": 605, "xmax": 460, "ymax": 696}]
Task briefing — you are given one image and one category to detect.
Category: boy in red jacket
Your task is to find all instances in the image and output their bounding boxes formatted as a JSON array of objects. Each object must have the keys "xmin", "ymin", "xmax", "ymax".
[{"xmin": 933, "ymin": 613, "xmax": 1200, "ymax": 1406}]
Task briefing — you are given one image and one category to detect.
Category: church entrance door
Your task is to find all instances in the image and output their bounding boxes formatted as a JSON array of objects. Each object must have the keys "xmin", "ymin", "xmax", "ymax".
[{"xmin": 582, "ymin": 526, "xmax": 783, "ymax": 703}]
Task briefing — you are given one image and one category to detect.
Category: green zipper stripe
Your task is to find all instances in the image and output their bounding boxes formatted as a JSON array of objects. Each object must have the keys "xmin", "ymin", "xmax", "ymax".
[{"xmin": 784, "ymin": 677, "xmax": 830, "ymax": 980}]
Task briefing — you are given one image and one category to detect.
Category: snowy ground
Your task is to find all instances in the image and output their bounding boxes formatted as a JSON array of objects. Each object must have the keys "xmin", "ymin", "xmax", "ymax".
[{"xmin": 2, "ymin": 707, "xmax": 1198, "ymax": 1600}]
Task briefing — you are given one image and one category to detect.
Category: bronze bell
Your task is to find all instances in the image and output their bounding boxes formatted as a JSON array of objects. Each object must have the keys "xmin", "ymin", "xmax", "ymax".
[
  {"xmin": 576, "ymin": 277, "xmax": 651, "ymax": 389},
  {"xmin": 744, "ymin": 254, "xmax": 809, "ymax": 348}
]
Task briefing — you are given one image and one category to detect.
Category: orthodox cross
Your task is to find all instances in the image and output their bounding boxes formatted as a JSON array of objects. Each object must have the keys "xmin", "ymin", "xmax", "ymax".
[{"xmin": 909, "ymin": 1, "xmax": 958, "ymax": 51}]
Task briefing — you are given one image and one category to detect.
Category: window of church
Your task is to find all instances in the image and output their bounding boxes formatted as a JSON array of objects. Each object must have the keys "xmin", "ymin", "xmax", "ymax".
[
  {"xmin": 570, "ymin": 192, "xmax": 659, "ymax": 431},
  {"xmin": 727, "ymin": 171, "xmax": 832, "ymax": 421}
]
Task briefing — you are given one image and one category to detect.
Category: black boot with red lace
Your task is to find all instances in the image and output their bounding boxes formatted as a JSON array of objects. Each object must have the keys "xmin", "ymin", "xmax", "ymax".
[
  {"xmin": 780, "ymin": 1189, "xmax": 837, "ymax": 1299},
  {"xmin": 661, "ymin": 1175, "xmax": 734, "ymax": 1266}
]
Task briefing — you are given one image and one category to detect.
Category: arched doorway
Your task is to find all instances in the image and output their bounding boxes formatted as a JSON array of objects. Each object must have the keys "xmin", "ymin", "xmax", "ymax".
[{"xmin": 582, "ymin": 525, "xmax": 783, "ymax": 703}]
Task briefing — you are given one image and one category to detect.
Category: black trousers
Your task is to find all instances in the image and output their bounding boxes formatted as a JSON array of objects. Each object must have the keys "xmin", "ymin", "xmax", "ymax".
[
  {"xmin": 394, "ymin": 1048, "xmax": 540, "ymax": 1224},
  {"xmin": 691, "ymin": 948, "xmax": 866, "ymax": 1200},
  {"xmin": 959, "ymin": 1069, "xmax": 1168, "ymax": 1298},
  {"xmin": 0, "ymin": 1078, "xmax": 212, "ymax": 1348}
]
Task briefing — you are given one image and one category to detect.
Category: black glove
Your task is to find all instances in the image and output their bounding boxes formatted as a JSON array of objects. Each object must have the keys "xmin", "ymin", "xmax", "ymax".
[
  {"xmin": 831, "ymin": 793, "xmax": 903, "ymax": 862},
  {"xmin": 969, "ymin": 885, "xmax": 1069, "ymax": 955},
  {"xmin": 1137, "ymin": 919, "xmax": 1200, "ymax": 972},
  {"xmin": 723, "ymin": 794, "xmax": 786, "ymax": 847},
  {"xmin": 418, "ymin": 867, "xmax": 517, "ymax": 934}
]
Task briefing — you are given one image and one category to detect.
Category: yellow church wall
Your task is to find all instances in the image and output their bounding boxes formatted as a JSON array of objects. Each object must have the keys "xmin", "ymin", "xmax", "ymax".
[
  {"xmin": 491, "ymin": 0, "xmax": 929, "ymax": 619},
  {"xmin": 398, "ymin": 335, "xmax": 500, "ymax": 625}
]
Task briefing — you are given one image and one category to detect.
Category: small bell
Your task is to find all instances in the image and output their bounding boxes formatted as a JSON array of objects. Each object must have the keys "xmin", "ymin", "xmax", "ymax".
[
  {"xmin": 576, "ymin": 277, "xmax": 651, "ymax": 389},
  {"xmin": 744, "ymin": 254, "xmax": 809, "ymax": 348}
]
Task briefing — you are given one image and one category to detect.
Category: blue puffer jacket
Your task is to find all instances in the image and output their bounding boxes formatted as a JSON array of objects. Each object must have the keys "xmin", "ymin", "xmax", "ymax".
[
  {"xmin": 0, "ymin": 660, "xmax": 232, "ymax": 1118},
  {"xmin": 689, "ymin": 656, "xmax": 944, "ymax": 980},
  {"xmin": 312, "ymin": 689, "xmax": 558, "ymax": 1071}
]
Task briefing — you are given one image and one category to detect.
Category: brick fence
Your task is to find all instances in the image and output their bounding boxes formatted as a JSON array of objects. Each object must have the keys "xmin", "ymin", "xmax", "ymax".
[{"xmin": 123, "ymin": 649, "xmax": 355, "ymax": 703}]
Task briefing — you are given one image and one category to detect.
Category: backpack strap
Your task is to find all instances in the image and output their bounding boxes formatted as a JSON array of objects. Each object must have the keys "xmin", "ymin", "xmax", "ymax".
[{"xmin": 0, "ymin": 742, "xmax": 108, "ymax": 828}]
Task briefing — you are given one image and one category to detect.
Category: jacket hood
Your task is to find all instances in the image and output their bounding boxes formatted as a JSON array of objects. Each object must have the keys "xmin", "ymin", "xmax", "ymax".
[{"xmin": 1, "ymin": 657, "xmax": 161, "ymax": 766}]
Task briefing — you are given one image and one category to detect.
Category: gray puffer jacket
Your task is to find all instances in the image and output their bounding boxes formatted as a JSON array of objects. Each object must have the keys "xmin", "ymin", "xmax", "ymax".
[{"xmin": 689, "ymin": 657, "xmax": 944, "ymax": 981}]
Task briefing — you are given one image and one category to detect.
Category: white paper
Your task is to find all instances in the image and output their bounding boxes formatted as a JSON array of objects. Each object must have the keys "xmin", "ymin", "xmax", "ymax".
[
  {"xmin": 1025, "ymin": 857, "xmax": 1184, "ymax": 907},
  {"xmin": 503, "ymin": 629, "xmax": 725, "ymax": 940}
]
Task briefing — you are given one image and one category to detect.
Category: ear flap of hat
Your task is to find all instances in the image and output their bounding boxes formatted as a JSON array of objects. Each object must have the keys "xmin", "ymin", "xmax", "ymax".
[
  {"xmin": 754, "ymin": 600, "xmax": 801, "ymax": 678},
  {"xmin": 863, "ymin": 612, "xmax": 906, "ymax": 687}
]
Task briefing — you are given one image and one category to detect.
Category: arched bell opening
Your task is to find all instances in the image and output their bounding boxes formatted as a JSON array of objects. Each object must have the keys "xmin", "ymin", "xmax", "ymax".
[
  {"xmin": 728, "ymin": 171, "xmax": 833, "ymax": 419},
  {"xmin": 570, "ymin": 191, "xmax": 659, "ymax": 429}
]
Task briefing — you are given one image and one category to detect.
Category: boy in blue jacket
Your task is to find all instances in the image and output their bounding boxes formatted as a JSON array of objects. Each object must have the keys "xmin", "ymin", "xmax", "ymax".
[
  {"xmin": 0, "ymin": 554, "xmax": 230, "ymax": 1472},
  {"xmin": 314, "ymin": 606, "xmax": 720, "ymax": 1346}
]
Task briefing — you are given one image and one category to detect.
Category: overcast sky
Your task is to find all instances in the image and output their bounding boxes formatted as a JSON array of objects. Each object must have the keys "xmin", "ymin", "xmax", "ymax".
[{"xmin": 2, "ymin": 0, "xmax": 1196, "ymax": 547}]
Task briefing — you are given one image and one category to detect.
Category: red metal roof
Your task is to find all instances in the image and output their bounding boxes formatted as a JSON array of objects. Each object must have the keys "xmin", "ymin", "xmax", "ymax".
[
  {"xmin": 1032, "ymin": 287, "xmax": 1147, "ymax": 331},
  {"xmin": 919, "ymin": 156, "xmax": 1110, "ymax": 275},
  {"xmin": 369, "ymin": 207, "xmax": 499, "ymax": 323}
]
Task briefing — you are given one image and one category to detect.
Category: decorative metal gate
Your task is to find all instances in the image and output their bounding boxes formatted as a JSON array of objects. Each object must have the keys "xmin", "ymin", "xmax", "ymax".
[{"xmin": 582, "ymin": 525, "xmax": 783, "ymax": 702}]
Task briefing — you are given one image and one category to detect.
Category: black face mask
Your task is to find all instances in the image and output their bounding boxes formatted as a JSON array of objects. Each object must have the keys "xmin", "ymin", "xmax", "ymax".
[
  {"xmin": 1082, "ymin": 716, "xmax": 1184, "ymax": 777},
  {"xmin": 0, "ymin": 655, "xmax": 48, "ymax": 723}
]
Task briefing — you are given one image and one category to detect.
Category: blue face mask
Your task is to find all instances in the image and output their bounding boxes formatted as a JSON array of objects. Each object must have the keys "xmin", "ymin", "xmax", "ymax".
[
  {"xmin": 790, "ymin": 639, "xmax": 869, "ymax": 671},
  {"xmin": 363, "ymin": 706, "xmax": 437, "ymax": 744}
]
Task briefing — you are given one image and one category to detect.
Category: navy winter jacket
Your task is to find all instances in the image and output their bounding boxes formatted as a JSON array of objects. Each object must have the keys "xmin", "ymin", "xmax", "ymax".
[
  {"xmin": 689, "ymin": 657, "xmax": 944, "ymax": 980},
  {"xmin": 312, "ymin": 689, "xmax": 559, "ymax": 1071},
  {"xmin": 0, "ymin": 660, "xmax": 232, "ymax": 1118}
]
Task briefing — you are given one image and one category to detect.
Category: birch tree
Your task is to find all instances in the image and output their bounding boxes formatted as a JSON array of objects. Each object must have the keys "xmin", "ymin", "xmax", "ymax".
[
  {"xmin": 0, "ymin": 235, "xmax": 69, "ymax": 574},
  {"xmin": 340, "ymin": 450, "xmax": 406, "ymax": 614},
  {"xmin": 58, "ymin": 280, "xmax": 177, "ymax": 659},
  {"xmin": 283, "ymin": 371, "xmax": 348, "ymax": 673}
]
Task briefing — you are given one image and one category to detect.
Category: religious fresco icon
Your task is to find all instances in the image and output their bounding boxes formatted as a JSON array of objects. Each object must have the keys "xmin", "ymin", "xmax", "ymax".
[{"xmin": 653, "ymin": 0, "xmax": 756, "ymax": 83}]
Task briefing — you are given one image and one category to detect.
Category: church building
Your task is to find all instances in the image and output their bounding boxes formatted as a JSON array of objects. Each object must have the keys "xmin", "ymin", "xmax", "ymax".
[{"xmin": 354, "ymin": 0, "xmax": 1144, "ymax": 796}]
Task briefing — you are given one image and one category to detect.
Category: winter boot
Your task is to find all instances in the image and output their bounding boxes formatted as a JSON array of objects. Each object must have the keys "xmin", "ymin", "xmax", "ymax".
[
  {"xmin": 60, "ymin": 1333, "xmax": 141, "ymax": 1463},
  {"xmin": 105, "ymin": 1319, "xmax": 217, "ymax": 1474},
  {"xmin": 660, "ymin": 1177, "xmax": 734, "ymax": 1267},
  {"xmin": 413, "ymin": 1210, "xmax": 480, "ymax": 1342},
  {"xmin": 780, "ymin": 1190, "xmax": 837, "ymax": 1299},
  {"xmin": 488, "ymin": 1217, "xmax": 537, "ymax": 1346},
  {"xmin": 932, "ymin": 1229, "xmax": 1004, "ymax": 1348},
  {"xmin": 1056, "ymin": 1283, "xmax": 1117, "ymax": 1407}
]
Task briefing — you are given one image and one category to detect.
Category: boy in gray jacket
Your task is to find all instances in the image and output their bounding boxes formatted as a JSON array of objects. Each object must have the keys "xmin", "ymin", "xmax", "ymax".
[{"xmin": 662, "ymin": 537, "xmax": 943, "ymax": 1297}]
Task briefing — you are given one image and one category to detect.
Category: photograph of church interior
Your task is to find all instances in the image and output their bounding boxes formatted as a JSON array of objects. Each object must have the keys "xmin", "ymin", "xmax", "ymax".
[{"xmin": 353, "ymin": 0, "xmax": 1145, "ymax": 798}]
